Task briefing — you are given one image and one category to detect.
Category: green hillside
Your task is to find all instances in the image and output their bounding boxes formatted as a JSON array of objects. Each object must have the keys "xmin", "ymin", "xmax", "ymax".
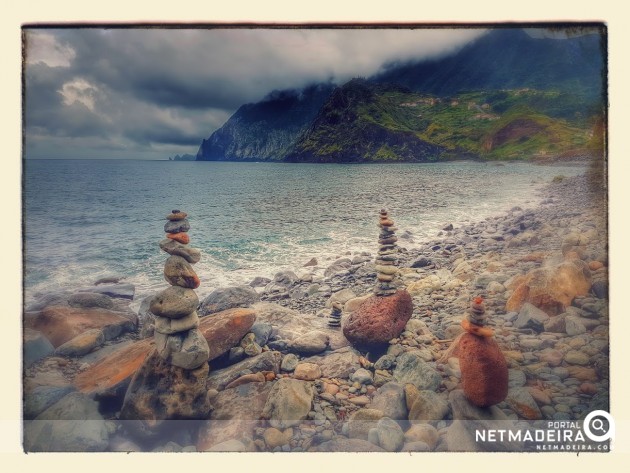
[{"xmin": 285, "ymin": 80, "xmax": 593, "ymax": 162}]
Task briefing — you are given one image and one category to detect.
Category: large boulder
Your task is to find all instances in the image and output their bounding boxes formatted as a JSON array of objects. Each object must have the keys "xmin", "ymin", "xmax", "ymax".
[
  {"xmin": 408, "ymin": 390, "xmax": 449, "ymax": 421},
  {"xmin": 506, "ymin": 261, "xmax": 592, "ymax": 315},
  {"xmin": 120, "ymin": 351, "xmax": 212, "ymax": 438},
  {"xmin": 25, "ymin": 305, "xmax": 136, "ymax": 348},
  {"xmin": 24, "ymin": 393, "xmax": 109, "ymax": 452},
  {"xmin": 261, "ymin": 378, "xmax": 314, "ymax": 429},
  {"xmin": 199, "ymin": 286, "xmax": 260, "ymax": 315},
  {"xmin": 23, "ymin": 385, "xmax": 76, "ymax": 420},
  {"xmin": 343, "ymin": 291, "xmax": 413, "ymax": 348},
  {"xmin": 197, "ymin": 308, "xmax": 257, "ymax": 361}
]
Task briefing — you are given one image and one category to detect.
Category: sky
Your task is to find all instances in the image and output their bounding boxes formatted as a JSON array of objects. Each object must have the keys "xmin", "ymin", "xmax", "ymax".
[{"xmin": 23, "ymin": 27, "xmax": 487, "ymax": 160}]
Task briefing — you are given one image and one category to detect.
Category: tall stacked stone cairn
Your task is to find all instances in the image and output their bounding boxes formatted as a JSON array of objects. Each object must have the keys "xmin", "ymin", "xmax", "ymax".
[
  {"xmin": 458, "ymin": 296, "xmax": 509, "ymax": 408},
  {"xmin": 374, "ymin": 208, "xmax": 399, "ymax": 296},
  {"xmin": 120, "ymin": 210, "xmax": 211, "ymax": 434},
  {"xmin": 328, "ymin": 301, "xmax": 343, "ymax": 328},
  {"xmin": 343, "ymin": 209, "xmax": 413, "ymax": 348},
  {"xmin": 152, "ymin": 210, "xmax": 209, "ymax": 369}
]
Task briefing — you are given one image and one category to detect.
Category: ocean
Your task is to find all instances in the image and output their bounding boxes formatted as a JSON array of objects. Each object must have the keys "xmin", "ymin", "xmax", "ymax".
[{"xmin": 23, "ymin": 159, "xmax": 586, "ymax": 307}]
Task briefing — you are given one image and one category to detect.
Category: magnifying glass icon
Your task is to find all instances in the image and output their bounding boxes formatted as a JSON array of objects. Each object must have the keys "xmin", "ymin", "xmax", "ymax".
[{"xmin": 592, "ymin": 419, "xmax": 606, "ymax": 432}]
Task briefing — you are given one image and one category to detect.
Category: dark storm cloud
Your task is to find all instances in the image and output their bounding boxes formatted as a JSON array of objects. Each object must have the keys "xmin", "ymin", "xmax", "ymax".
[{"xmin": 24, "ymin": 27, "xmax": 486, "ymax": 159}]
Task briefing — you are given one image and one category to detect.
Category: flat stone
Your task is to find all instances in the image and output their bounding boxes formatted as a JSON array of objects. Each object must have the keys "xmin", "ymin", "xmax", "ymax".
[
  {"xmin": 67, "ymin": 292, "xmax": 114, "ymax": 309},
  {"xmin": 159, "ymin": 239, "xmax": 201, "ymax": 264},
  {"xmin": 55, "ymin": 329, "xmax": 105, "ymax": 357},
  {"xmin": 154, "ymin": 311, "xmax": 199, "ymax": 335},
  {"xmin": 164, "ymin": 218, "xmax": 190, "ymax": 234},
  {"xmin": 150, "ymin": 286, "xmax": 199, "ymax": 318}
]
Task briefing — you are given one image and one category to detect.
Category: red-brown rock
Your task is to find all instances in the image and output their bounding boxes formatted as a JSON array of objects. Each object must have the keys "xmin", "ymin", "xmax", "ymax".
[
  {"xmin": 25, "ymin": 305, "xmax": 136, "ymax": 348},
  {"xmin": 164, "ymin": 255, "xmax": 200, "ymax": 289},
  {"xmin": 166, "ymin": 232, "xmax": 190, "ymax": 244},
  {"xmin": 74, "ymin": 338, "xmax": 154, "ymax": 398},
  {"xmin": 459, "ymin": 333, "xmax": 508, "ymax": 408},
  {"xmin": 343, "ymin": 290, "xmax": 412, "ymax": 347},
  {"xmin": 198, "ymin": 308, "xmax": 257, "ymax": 361}
]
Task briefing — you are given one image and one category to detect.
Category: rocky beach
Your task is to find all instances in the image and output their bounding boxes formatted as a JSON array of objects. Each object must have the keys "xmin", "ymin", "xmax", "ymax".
[{"xmin": 22, "ymin": 171, "xmax": 609, "ymax": 452}]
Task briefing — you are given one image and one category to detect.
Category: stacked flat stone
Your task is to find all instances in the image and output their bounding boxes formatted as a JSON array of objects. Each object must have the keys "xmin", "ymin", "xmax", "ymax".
[
  {"xmin": 151, "ymin": 210, "xmax": 209, "ymax": 370},
  {"xmin": 374, "ymin": 209, "xmax": 399, "ymax": 296},
  {"xmin": 328, "ymin": 301, "xmax": 343, "ymax": 328}
]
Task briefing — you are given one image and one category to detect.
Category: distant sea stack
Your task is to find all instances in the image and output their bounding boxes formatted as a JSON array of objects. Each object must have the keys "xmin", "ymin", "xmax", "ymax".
[
  {"xmin": 458, "ymin": 296, "xmax": 509, "ymax": 407},
  {"xmin": 120, "ymin": 210, "xmax": 211, "ymax": 432},
  {"xmin": 343, "ymin": 209, "xmax": 412, "ymax": 348}
]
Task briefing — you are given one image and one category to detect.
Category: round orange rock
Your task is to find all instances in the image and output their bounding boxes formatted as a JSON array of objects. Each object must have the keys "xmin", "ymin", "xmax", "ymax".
[{"xmin": 167, "ymin": 232, "xmax": 190, "ymax": 244}]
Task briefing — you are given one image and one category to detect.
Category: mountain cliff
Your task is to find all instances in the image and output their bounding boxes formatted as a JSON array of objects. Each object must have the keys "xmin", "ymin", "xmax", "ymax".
[
  {"xmin": 195, "ymin": 27, "xmax": 605, "ymax": 163},
  {"xmin": 196, "ymin": 83, "xmax": 335, "ymax": 161}
]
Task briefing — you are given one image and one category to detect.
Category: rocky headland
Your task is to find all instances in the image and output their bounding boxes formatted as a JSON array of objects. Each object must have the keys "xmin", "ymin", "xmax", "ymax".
[{"xmin": 22, "ymin": 173, "xmax": 608, "ymax": 452}]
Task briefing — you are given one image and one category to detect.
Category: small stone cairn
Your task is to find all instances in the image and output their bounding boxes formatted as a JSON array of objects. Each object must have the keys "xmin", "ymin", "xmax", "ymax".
[
  {"xmin": 328, "ymin": 301, "xmax": 343, "ymax": 328},
  {"xmin": 458, "ymin": 296, "xmax": 509, "ymax": 407},
  {"xmin": 374, "ymin": 209, "xmax": 399, "ymax": 296},
  {"xmin": 151, "ymin": 210, "xmax": 209, "ymax": 369}
]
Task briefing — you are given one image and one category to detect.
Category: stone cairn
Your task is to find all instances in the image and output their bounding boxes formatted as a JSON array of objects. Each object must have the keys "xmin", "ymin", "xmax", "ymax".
[
  {"xmin": 342, "ymin": 209, "xmax": 412, "ymax": 348},
  {"xmin": 328, "ymin": 301, "xmax": 343, "ymax": 328},
  {"xmin": 151, "ymin": 210, "xmax": 209, "ymax": 369},
  {"xmin": 458, "ymin": 296, "xmax": 509, "ymax": 407},
  {"xmin": 374, "ymin": 209, "xmax": 399, "ymax": 296}
]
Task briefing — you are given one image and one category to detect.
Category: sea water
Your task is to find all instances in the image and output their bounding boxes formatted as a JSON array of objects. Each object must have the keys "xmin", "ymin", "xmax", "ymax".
[{"xmin": 23, "ymin": 159, "xmax": 586, "ymax": 306}]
